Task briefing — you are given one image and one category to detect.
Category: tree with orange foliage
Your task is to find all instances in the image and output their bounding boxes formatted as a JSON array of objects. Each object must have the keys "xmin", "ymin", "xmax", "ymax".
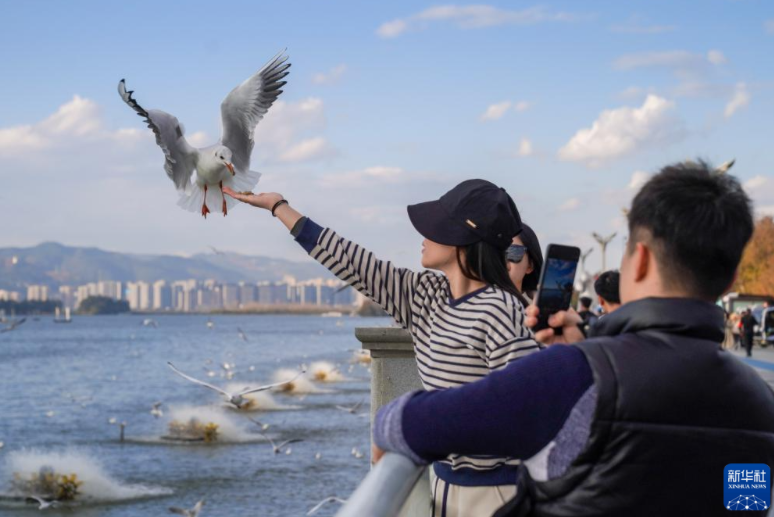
[{"xmin": 734, "ymin": 216, "xmax": 774, "ymax": 295}]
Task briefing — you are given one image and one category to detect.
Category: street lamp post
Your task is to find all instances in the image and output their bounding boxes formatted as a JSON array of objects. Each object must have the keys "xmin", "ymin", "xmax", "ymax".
[{"xmin": 592, "ymin": 232, "xmax": 617, "ymax": 273}]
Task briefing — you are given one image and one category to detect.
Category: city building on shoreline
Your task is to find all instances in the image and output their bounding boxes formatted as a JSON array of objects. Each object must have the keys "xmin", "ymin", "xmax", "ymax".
[{"xmin": 15, "ymin": 277, "xmax": 358, "ymax": 313}]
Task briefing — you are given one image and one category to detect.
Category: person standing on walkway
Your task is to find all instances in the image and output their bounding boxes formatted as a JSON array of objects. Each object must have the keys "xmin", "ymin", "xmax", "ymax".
[
  {"xmin": 741, "ymin": 308, "xmax": 757, "ymax": 357},
  {"xmin": 225, "ymin": 179, "xmax": 539, "ymax": 517}
]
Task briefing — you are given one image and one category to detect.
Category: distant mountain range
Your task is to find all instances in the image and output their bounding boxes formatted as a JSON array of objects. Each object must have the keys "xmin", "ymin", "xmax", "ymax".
[{"xmin": 0, "ymin": 242, "xmax": 329, "ymax": 290}]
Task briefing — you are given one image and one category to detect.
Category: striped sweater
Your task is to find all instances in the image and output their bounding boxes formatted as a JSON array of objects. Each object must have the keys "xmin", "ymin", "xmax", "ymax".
[{"xmin": 293, "ymin": 217, "xmax": 541, "ymax": 484}]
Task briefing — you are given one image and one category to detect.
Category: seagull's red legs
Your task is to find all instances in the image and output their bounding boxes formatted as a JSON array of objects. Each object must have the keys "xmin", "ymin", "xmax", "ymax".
[
  {"xmin": 201, "ymin": 185, "xmax": 211, "ymax": 218},
  {"xmin": 220, "ymin": 181, "xmax": 228, "ymax": 216}
]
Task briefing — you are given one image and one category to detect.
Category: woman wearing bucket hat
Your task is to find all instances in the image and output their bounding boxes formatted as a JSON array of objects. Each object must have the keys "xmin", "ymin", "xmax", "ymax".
[
  {"xmin": 506, "ymin": 223, "xmax": 543, "ymax": 301},
  {"xmin": 224, "ymin": 179, "xmax": 540, "ymax": 516}
]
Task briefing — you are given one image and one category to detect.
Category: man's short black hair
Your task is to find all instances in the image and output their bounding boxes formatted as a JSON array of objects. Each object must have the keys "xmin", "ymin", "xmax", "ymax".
[
  {"xmin": 579, "ymin": 296, "xmax": 593, "ymax": 309},
  {"xmin": 627, "ymin": 160, "xmax": 753, "ymax": 301},
  {"xmin": 594, "ymin": 270, "xmax": 620, "ymax": 304}
]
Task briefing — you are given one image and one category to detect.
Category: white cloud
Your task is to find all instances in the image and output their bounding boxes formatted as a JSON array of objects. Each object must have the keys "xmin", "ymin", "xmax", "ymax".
[
  {"xmin": 318, "ymin": 166, "xmax": 446, "ymax": 189},
  {"xmin": 517, "ymin": 138, "xmax": 534, "ymax": 157},
  {"xmin": 744, "ymin": 175, "xmax": 768, "ymax": 190},
  {"xmin": 765, "ymin": 19, "xmax": 774, "ymax": 34},
  {"xmin": 377, "ymin": 19, "xmax": 408, "ymax": 38},
  {"xmin": 480, "ymin": 100, "xmax": 530, "ymax": 121},
  {"xmin": 252, "ymin": 98, "xmax": 337, "ymax": 164},
  {"xmin": 706, "ymin": 50, "xmax": 727, "ymax": 65},
  {"xmin": 312, "ymin": 64, "xmax": 347, "ymax": 85},
  {"xmin": 628, "ymin": 171, "xmax": 651, "ymax": 190},
  {"xmin": 0, "ymin": 95, "xmax": 133, "ymax": 157},
  {"xmin": 187, "ymin": 131, "xmax": 210, "ymax": 147},
  {"xmin": 559, "ymin": 95, "xmax": 682, "ymax": 167},
  {"xmin": 724, "ymin": 82, "xmax": 750, "ymax": 118},
  {"xmin": 613, "ymin": 50, "xmax": 725, "ymax": 72},
  {"xmin": 319, "ymin": 166, "xmax": 406, "ymax": 188},
  {"xmin": 376, "ymin": 5, "xmax": 586, "ymax": 38},
  {"xmin": 278, "ymin": 137, "xmax": 337, "ymax": 163},
  {"xmin": 558, "ymin": 198, "xmax": 581, "ymax": 211},
  {"xmin": 617, "ymin": 86, "xmax": 648, "ymax": 101},
  {"xmin": 480, "ymin": 101, "xmax": 512, "ymax": 121}
]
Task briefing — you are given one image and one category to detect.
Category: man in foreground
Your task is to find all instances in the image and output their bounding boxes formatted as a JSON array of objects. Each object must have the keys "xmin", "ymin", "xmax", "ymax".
[{"xmin": 372, "ymin": 160, "xmax": 774, "ymax": 516}]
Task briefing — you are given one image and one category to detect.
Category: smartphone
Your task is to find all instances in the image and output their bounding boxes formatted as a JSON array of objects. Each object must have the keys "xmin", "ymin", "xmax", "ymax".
[{"xmin": 533, "ymin": 244, "xmax": 581, "ymax": 332}]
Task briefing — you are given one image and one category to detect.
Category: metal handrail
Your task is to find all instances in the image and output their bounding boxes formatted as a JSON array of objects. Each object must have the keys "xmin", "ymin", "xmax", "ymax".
[{"xmin": 335, "ymin": 453, "xmax": 426, "ymax": 517}]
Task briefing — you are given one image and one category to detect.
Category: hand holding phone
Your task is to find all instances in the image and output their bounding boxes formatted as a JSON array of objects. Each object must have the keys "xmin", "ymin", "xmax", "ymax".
[{"xmin": 533, "ymin": 244, "xmax": 581, "ymax": 333}]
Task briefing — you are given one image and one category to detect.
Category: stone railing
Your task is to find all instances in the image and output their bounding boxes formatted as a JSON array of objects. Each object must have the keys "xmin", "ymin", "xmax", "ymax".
[{"xmin": 352, "ymin": 326, "xmax": 431, "ymax": 517}]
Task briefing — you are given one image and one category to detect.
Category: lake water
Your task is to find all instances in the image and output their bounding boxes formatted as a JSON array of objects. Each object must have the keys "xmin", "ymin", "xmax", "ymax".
[{"xmin": 0, "ymin": 314, "xmax": 391, "ymax": 516}]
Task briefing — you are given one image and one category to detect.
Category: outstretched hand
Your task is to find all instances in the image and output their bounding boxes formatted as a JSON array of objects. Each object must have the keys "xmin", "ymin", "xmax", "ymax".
[
  {"xmin": 525, "ymin": 305, "xmax": 585, "ymax": 345},
  {"xmin": 222, "ymin": 187, "xmax": 283, "ymax": 211}
]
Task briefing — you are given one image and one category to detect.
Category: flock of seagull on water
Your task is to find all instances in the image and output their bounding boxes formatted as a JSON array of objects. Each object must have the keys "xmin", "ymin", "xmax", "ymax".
[{"xmin": 2, "ymin": 316, "xmax": 372, "ymax": 516}]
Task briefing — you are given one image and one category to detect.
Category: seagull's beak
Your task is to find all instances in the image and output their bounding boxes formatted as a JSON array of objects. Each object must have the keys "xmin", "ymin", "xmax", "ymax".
[{"xmin": 225, "ymin": 162, "xmax": 235, "ymax": 175}]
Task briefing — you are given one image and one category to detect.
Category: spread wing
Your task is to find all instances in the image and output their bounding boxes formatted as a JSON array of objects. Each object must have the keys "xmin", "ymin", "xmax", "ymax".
[
  {"xmin": 220, "ymin": 50, "xmax": 290, "ymax": 173},
  {"xmin": 167, "ymin": 362, "xmax": 229, "ymax": 397},
  {"xmin": 118, "ymin": 80, "xmax": 197, "ymax": 191},
  {"xmin": 236, "ymin": 369, "xmax": 306, "ymax": 396}
]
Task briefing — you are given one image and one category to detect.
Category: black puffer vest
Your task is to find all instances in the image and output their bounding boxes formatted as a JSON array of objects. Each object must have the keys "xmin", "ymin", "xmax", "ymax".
[{"xmin": 495, "ymin": 298, "xmax": 774, "ymax": 517}]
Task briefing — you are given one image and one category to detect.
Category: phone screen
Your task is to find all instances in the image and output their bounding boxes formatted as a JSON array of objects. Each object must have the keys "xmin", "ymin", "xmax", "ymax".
[
  {"xmin": 539, "ymin": 258, "xmax": 579, "ymax": 313},
  {"xmin": 534, "ymin": 245, "xmax": 581, "ymax": 331}
]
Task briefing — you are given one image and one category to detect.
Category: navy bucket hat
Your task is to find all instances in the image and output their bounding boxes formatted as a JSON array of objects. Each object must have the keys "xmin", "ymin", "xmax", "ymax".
[{"xmin": 407, "ymin": 179, "xmax": 522, "ymax": 251}]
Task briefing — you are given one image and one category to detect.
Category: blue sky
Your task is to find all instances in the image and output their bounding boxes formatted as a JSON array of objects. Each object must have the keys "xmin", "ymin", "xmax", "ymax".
[{"xmin": 1, "ymin": 0, "xmax": 772, "ymax": 274}]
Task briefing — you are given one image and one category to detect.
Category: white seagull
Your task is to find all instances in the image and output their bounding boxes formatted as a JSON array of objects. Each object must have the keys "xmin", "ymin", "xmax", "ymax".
[
  {"xmin": 26, "ymin": 496, "xmax": 59, "ymax": 510},
  {"xmin": 1, "ymin": 317, "xmax": 26, "ymax": 333},
  {"xmin": 169, "ymin": 499, "xmax": 205, "ymax": 517},
  {"xmin": 237, "ymin": 327, "xmax": 248, "ymax": 342},
  {"xmin": 335, "ymin": 397, "xmax": 366, "ymax": 415},
  {"xmin": 307, "ymin": 497, "xmax": 347, "ymax": 515},
  {"xmin": 150, "ymin": 402, "xmax": 164, "ymax": 418},
  {"xmin": 260, "ymin": 433, "xmax": 303, "ymax": 455},
  {"xmin": 167, "ymin": 362, "xmax": 304, "ymax": 409},
  {"xmin": 118, "ymin": 51, "xmax": 290, "ymax": 218}
]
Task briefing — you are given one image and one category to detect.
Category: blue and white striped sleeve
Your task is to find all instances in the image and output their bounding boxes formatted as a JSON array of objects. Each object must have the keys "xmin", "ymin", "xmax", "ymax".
[
  {"xmin": 486, "ymin": 301, "xmax": 541, "ymax": 370},
  {"xmin": 373, "ymin": 345, "xmax": 594, "ymax": 464},
  {"xmin": 292, "ymin": 217, "xmax": 436, "ymax": 331}
]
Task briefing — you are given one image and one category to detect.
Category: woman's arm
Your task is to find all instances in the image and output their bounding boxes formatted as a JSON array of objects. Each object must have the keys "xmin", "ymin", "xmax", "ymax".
[{"xmin": 223, "ymin": 188, "xmax": 440, "ymax": 331}]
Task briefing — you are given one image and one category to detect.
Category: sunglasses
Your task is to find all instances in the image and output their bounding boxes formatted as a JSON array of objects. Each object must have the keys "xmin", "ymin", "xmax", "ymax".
[{"xmin": 506, "ymin": 245, "xmax": 528, "ymax": 264}]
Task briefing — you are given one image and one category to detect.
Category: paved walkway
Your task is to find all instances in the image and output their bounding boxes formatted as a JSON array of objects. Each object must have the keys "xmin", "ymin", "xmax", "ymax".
[{"xmin": 730, "ymin": 345, "xmax": 774, "ymax": 389}]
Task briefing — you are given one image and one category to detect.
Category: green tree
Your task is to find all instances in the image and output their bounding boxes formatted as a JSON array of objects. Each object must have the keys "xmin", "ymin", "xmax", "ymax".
[{"xmin": 77, "ymin": 296, "xmax": 130, "ymax": 315}]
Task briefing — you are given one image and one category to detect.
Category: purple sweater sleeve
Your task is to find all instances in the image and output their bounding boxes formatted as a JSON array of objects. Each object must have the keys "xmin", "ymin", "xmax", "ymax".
[{"xmin": 373, "ymin": 345, "xmax": 594, "ymax": 463}]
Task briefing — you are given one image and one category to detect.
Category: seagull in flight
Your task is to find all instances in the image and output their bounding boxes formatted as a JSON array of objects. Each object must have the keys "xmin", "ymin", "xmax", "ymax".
[
  {"xmin": 1, "ymin": 317, "xmax": 26, "ymax": 333},
  {"xmin": 118, "ymin": 51, "xmax": 290, "ymax": 218},
  {"xmin": 169, "ymin": 499, "xmax": 205, "ymax": 517},
  {"xmin": 26, "ymin": 496, "xmax": 59, "ymax": 510},
  {"xmin": 237, "ymin": 327, "xmax": 248, "ymax": 342},
  {"xmin": 336, "ymin": 397, "xmax": 366, "ymax": 415},
  {"xmin": 167, "ymin": 362, "xmax": 305, "ymax": 409},
  {"xmin": 260, "ymin": 433, "xmax": 303, "ymax": 455},
  {"xmin": 246, "ymin": 417, "xmax": 270, "ymax": 431},
  {"xmin": 307, "ymin": 497, "xmax": 347, "ymax": 515},
  {"xmin": 150, "ymin": 402, "xmax": 163, "ymax": 418}
]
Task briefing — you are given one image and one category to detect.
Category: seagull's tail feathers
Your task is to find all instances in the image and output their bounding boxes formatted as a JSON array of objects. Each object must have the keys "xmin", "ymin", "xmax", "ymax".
[
  {"xmin": 177, "ymin": 183, "xmax": 207, "ymax": 213},
  {"xmin": 222, "ymin": 169, "xmax": 262, "ymax": 210},
  {"xmin": 176, "ymin": 170, "xmax": 261, "ymax": 214}
]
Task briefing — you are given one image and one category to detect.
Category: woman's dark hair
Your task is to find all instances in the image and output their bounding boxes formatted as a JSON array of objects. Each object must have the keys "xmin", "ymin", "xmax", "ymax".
[
  {"xmin": 456, "ymin": 241, "xmax": 530, "ymax": 307},
  {"xmin": 518, "ymin": 223, "xmax": 543, "ymax": 293}
]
